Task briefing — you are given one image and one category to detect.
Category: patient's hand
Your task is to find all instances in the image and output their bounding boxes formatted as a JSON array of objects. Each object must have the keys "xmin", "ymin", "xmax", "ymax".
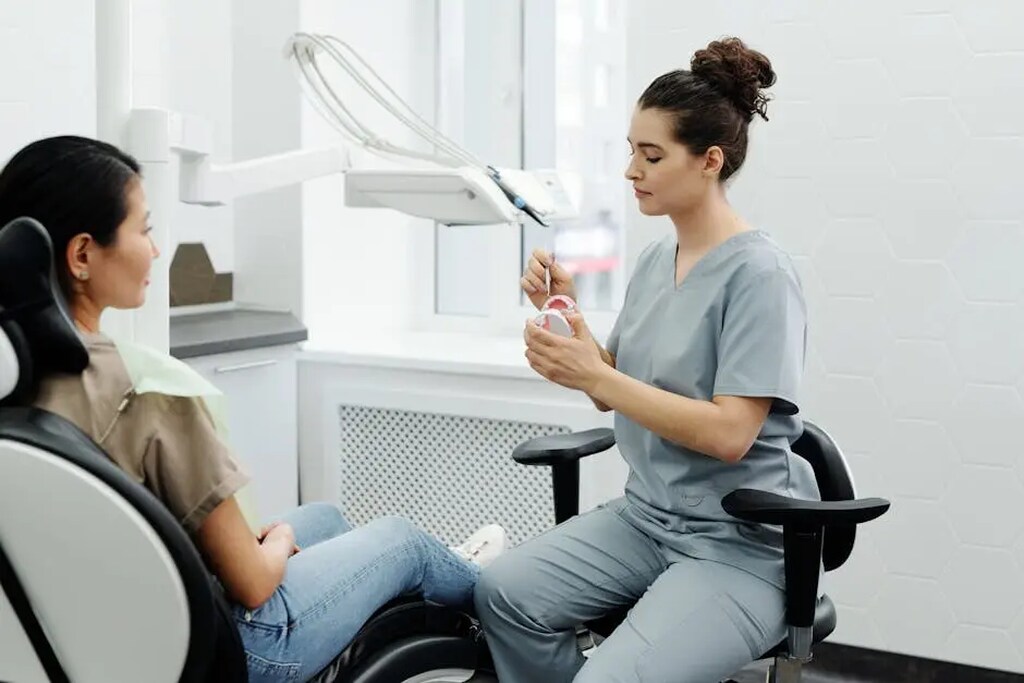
[
  {"xmin": 260, "ymin": 521, "xmax": 300, "ymax": 556},
  {"xmin": 257, "ymin": 522, "xmax": 279, "ymax": 541}
]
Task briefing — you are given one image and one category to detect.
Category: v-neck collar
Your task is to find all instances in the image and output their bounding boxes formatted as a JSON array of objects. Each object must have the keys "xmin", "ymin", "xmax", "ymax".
[{"xmin": 671, "ymin": 230, "xmax": 767, "ymax": 290}]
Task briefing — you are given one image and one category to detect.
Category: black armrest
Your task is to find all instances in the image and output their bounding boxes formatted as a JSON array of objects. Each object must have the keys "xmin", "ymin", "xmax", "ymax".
[
  {"xmin": 512, "ymin": 428, "xmax": 615, "ymax": 466},
  {"xmin": 722, "ymin": 489, "xmax": 890, "ymax": 633},
  {"xmin": 721, "ymin": 489, "xmax": 889, "ymax": 528},
  {"xmin": 511, "ymin": 428, "xmax": 616, "ymax": 525}
]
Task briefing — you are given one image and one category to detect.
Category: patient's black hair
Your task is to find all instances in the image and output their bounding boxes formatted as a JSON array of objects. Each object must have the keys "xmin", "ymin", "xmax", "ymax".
[{"xmin": 0, "ymin": 135, "xmax": 142, "ymax": 298}]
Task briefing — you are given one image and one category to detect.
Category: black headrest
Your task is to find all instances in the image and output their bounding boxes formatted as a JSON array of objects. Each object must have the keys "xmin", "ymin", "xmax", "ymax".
[{"xmin": 0, "ymin": 217, "xmax": 88, "ymax": 403}]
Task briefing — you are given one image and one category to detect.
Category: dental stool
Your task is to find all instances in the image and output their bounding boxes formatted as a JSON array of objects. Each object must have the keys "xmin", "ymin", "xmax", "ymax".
[
  {"xmin": 315, "ymin": 416, "xmax": 890, "ymax": 683},
  {"xmin": 511, "ymin": 423, "xmax": 890, "ymax": 683}
]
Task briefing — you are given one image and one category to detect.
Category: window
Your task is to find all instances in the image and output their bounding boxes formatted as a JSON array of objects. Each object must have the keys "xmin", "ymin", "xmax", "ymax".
[
  {"xmin": 522, "ymin": 0, "xmax": 627, "ymax": 315},
  {"xmin": 429, "ymin": 0, "xmax": 627, "ymax": 336}
]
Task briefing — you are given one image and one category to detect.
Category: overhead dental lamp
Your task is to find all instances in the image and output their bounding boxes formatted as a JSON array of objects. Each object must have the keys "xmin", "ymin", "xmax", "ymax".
[
  {"xmin": 104, "ymin": 19, "xmax": 578, "ymax": 351},
  {"xmin": 162, "ymin": 32, "xmax": 578, "ymax": 227}
]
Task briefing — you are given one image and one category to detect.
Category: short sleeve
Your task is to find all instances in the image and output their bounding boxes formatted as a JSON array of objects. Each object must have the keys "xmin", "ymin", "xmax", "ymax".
[
  {"xmin": 142, "ymin": 394, "xmax": 250, "ymax": 533},
  {"xmin": 713, "ymin": 267, "xmax": 807, "ymax": 415}
]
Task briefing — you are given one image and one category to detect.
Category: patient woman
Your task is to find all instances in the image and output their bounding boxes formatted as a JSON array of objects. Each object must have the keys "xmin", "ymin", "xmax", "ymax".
[
  {"xmin": 0, "ymin": 135, "xmax": 505, "ymax": 683},
  {"xmin": 476, "ymin": 38, "xmax": 820, "ymax": 682}
]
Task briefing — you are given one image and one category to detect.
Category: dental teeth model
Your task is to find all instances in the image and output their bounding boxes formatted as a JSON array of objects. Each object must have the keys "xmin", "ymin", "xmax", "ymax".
[{"xmin": 533, "ymin": 294, "xmax": 577, "ymax": 338}]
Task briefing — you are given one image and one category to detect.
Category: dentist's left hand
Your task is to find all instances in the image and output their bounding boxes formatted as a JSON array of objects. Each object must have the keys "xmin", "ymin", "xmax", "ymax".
[{"xmin": 524, "ymin": 311, "xmax": 607, "ymax": 393}]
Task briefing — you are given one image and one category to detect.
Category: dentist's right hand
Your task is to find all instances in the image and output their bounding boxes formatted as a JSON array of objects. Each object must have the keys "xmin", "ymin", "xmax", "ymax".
[{"xmin": 521, "ymin": 248, "xmax": 578, "ymax": 311}]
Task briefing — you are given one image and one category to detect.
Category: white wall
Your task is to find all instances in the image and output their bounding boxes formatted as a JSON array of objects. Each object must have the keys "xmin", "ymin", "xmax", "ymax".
[
  {"xmin": 231, "ymin": 0, "xmax": 303, "ymax": 316},
  {"xmin": 298, "ymin": 0, "xmax": 437, "ymax": 346},
  {"xmin": 628, "ymin": 0, "xmax": 1024, "ymax": 673},
  {"xmin": 0, "ymin": 2, "xmax": 96, "ymax": 164},
  {"xmin": 160, "ymin": 0, "xmax": 427, "ymax": 323},
  {"xmin": 168, "ymin": 0, "xmax": 234, "ymax": 274},
  {"xmin": 0, "ymin": 0, "xmax": 431, "ymax": 326},
  {"xmin": 132, "ymin": 0, "xmax": 234, "ymax": 275}
]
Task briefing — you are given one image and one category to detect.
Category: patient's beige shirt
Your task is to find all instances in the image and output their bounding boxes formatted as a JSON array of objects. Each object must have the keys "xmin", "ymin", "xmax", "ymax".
[{"xmin": 32, "ymin": 333, "xmax": 249, "ymax": 534}]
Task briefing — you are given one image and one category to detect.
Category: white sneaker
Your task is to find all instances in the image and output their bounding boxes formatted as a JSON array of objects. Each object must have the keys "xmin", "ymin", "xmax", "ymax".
[{"xmin": 450, "ymin": 524, "xmax": 508, "ymax": 568}]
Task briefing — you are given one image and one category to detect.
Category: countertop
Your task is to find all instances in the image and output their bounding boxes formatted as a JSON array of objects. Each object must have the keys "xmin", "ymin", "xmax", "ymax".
[{"xmin": 169, "ymin": 308, "xmax": 308, "ymax": 359}]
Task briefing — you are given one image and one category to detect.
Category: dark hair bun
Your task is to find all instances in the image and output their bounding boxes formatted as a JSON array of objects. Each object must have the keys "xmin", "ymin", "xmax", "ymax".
[{"xmin": 691, "ymin": 37, "xmax": 776, "ymax": 122}]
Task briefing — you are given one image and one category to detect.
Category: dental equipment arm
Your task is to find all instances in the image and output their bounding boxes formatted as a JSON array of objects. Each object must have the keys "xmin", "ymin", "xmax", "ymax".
[{"xmin": 179, "ymin": 147, "xmax": 350, "ymax": 207}]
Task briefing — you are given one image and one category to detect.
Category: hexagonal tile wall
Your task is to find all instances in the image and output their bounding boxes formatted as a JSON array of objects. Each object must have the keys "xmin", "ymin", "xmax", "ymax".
[
  {"xmin": 881, "ymin": 179, "xmax": 964, "ymax": 260},
  {"xmin": 945, "ymin": 626, "xmax": 1024, "ymax": 675},
  {"xmin": 628, "ymin": 0, "xmax": 1024, "ymax": 672},
  {"xmin": 953, "ymin": 3, "xmax": 1024, "ymax": 53},
  {"xmin": 943, "ymin": 466, "xmax": 1024, "ymax": 549},
  {"xmin": 757, "ymin": 100, "xmax": 831, "ymax": 179},
  {"xmin": 740, "ymin": 178, "xmax": 827, "ymax": 257},
  {"xmin": 948, "ymin": 384, "xmax": 1022, "ymax": 468},
  {"xmin": 829, "ymin": 533, "xmax": 888, "ymax": 609},
  {"xmin": 831, "ymin": 605, "xmax": 886, "ymax": 652},
  {"xmin": 814, "ymin": 218, "xmax": 894, "ymax": 298},
  {"xmin": 940, "ymin": 546, "xmax": 1024, "ymax": 630},
  {"xmin": 879, "ymin": 260, "xmax": 959, "ymax": 340},
  {"xmin": 1012, "ymin": 612, "xmax": 1024, "ymax": 668},
  {"xmin": 875, "ymin": 340, "xmax": 962, "ymax": 421},
  {"xmin": 882, "ymin": 13, "xmax": 972, "ymax": 97},
  {"xmin": 872, "ymin": 575, "xmax": 957, "ymax": 658},
  {"xmin": 811, "ymin": 374, "xmax": 890, "ymax": 456},
  {"xmin": 953, "ymin": 53, "xmax": 1024, "ymax": 136},
  {"xmin": 882, "ymin": 420, "xmax": 958, "ymax": 501},
  {"xmin": 820, "ymin": 59, "xmax": 895, "ymax": 140},
  {"xmin": 818, "ymin": 298, "xmax": 892, "ymax": 377},
  {"xmin": 874, "ymin": 498, "xmax": 956, "ymax": 578},
  {"xmin": 953, "ymin": 139, "xmax": 1024, "ymax": 221},
  {"xmin": 947, "ymin": 222, "xmax": 1024, "ymax": 304},
  {"xmin": 884, "ymin": 98, "xmax": 969, "ymax": 181},
  {"xmin": 947, "ymin": 303, "xmax": 1024, "ymax": 384}
]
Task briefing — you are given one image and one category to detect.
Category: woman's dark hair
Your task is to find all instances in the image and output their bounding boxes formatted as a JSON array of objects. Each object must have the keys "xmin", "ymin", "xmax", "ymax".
[
  {"xmin": 0, "ymin": 135, "xmax": 142, "ymax": 297},
  {"xmin": 638, "ymin": 37, "xmax": 776, "ymax": 181}
]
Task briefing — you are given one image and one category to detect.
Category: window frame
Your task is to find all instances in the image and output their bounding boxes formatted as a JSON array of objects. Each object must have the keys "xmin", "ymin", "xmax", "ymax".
[{"xmin": 419, "ymin": 0, "xmax": 624, "ymax": 342}]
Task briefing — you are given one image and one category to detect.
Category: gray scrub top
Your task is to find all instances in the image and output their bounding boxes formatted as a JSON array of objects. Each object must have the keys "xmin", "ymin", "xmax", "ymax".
[{"xmin": 606, "ymin": 230, "xmax": 821, "ymax": 590}]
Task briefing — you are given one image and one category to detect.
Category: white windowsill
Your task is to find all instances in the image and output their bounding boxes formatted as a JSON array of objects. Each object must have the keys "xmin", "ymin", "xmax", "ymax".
[{"xmin": 299, "ymin": 330, "xmax": 542, "ymax": 380}]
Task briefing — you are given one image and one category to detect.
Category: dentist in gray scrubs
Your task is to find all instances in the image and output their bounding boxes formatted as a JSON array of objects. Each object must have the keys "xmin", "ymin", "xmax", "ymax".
[{"xmin": 475, "ymin": 36, "xmax": 821, "ymax": 683}]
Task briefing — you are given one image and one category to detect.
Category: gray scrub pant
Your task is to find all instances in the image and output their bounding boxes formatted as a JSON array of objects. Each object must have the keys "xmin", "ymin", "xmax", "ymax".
[{"xmin": 474, "ymin": 499, "xmax": 787, "ymax": 683}]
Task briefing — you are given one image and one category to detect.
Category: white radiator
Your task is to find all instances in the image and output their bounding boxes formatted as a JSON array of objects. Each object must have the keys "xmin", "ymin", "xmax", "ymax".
[{"xmin": 336, "ymin": 403, "xmax": 569, "ymax": 546}]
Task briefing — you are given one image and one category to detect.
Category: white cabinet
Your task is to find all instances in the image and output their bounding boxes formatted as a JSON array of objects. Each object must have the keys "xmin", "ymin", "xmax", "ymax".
[{"xmin": 185, "ymin": 344, "xmax": 299, "ymax": 524}]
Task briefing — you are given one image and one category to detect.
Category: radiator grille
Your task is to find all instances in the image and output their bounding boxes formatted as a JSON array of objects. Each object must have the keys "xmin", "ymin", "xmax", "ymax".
[{"xmin": 337, "ymin": 404, "xmax": 569, "ymax": 547}]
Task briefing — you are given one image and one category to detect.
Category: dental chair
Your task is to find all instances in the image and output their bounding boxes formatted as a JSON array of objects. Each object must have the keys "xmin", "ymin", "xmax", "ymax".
[
  {"xmin": 0, "ymin": 217, "xmax": 243, "ymax": 683},
  {"xmin": 0, "ymin": 215, "xmax": 889, "ymax": 683},
  {"xmin": 0, "ymin": 217, "xmax": 487, "ymax": 683}
]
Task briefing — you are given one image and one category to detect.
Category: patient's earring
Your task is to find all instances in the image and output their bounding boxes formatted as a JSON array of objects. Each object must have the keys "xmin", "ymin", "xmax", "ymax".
[{"xmin": 77, "ymin": 271, "xmax": 89, "ymax": 281}]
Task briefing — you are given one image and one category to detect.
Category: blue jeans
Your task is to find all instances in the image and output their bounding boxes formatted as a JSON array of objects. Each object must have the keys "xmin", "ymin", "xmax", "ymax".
[{"xmin": 232, "ymin": 503, "xmax": 480, "ymax": 682}]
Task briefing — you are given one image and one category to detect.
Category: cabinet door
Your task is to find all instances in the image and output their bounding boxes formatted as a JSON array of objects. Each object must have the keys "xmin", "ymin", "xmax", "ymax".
[{"xmin": 186, "ymin": 346, "xmax": 298, "ymax": 524}]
